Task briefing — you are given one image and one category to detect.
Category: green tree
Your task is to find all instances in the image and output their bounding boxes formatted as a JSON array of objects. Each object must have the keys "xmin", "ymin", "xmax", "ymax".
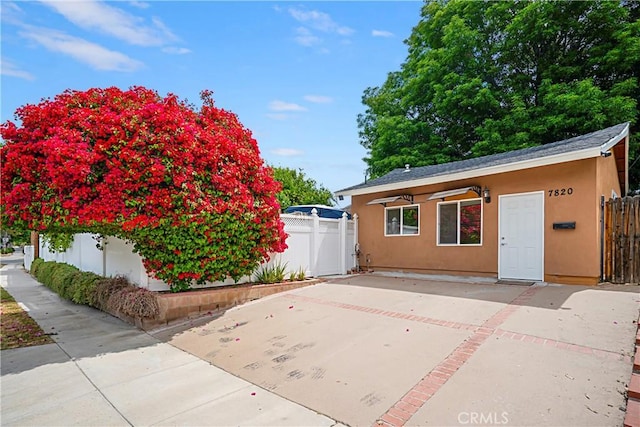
[
  {"xmin": 359, "ymin": 0, "xmax": 640, "ymax": 190},
  {"xmin": 272, "ymin": 167, "xmax": 335, "ymax": 209},
  {"xmin": 0, "ymin": 225, "xmax": 31, "ymax": 246}
]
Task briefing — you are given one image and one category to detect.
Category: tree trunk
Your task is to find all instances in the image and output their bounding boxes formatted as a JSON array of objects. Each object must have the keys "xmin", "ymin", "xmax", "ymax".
[{"xmin": 30, "ymin": 231, "xmax": 39, "ymax": 259}]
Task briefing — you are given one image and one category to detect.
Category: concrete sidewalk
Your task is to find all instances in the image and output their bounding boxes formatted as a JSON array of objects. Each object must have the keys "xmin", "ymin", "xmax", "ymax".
[{"xmin": 0, "ymin": 258, "xmax": 338, "ymax": 427}]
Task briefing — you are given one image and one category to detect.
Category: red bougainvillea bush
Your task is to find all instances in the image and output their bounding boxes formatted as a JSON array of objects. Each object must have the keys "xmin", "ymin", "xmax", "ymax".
[{"xmin": 1, "ymin": 87, "xmax": 287, "ymax": 291}]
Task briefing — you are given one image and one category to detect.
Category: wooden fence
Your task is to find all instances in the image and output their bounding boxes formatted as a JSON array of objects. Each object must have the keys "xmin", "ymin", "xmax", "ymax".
[{"xmin": 604, "ymin": 195, "xmax": 640, "ymax": 284}]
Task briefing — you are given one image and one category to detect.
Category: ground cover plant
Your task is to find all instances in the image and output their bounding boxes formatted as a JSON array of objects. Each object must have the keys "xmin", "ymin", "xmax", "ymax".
[
  {"xmin": 254, "ymin": 261, "xmax": 288, "ymax": 284},
  {"xmin": 30, "ymin": 258, "xmax": 159, "ymax": 319},
  {"xmin": 1, "ymin": 87, "xmax": 287, "ymax": 291}
]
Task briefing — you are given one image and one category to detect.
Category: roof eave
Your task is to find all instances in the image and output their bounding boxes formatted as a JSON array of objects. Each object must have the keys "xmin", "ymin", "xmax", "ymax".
[
  {"xmin": 600, "ymin": 123, "xmax": 629, "ymax": 194},
  {"xmin": 599, "ymin": 122, "xmax": 629, "ymax": 152},
  {"xmin": 599, "ymin": 123, "xmax": 629, "ymax": 194},
  {"xmin": 335, "ymin": 147, "xmax": 602, "ymax": 197}
]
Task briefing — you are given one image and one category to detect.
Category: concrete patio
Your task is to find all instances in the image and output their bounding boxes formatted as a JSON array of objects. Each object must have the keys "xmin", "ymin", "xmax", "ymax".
[{"xmin": 163, "ymin": 274, "xmax": 639, "ymax": 426}]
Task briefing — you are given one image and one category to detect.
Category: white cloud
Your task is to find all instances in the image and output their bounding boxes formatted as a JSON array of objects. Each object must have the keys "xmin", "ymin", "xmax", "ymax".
[
  {"xmin": 294, "ymin": 27, "xmax": 320, "ymax": 47},
  {"xmin": 38, "ymin": 0, "xmax": 178, "ymax": 46},
  {"xmin": 1, "ymin": 58, "xmax": 35, "ymax": 80},
  {"xmin": 271, "ymin": 148, "xmax": 304, "ymax": 157},
  {"xmin": 2, "ymin": 1, "xmax": 22, "ymax": 15},
  {"xmin": 336, "ymin": 26, "xmax": 354, "ymax": 36},
  {"xmin": 1, "ymin": 2, "xmax": 25, "ymax": 25},
  {"xmin": 150, "ymin": 16, "xmax": 178, "ymax": 42},
  {"xmin": 304, "ymin": 95, "xmax": 332, "ymax": 104},
  {"xmin": 20, "ymin": 27, "xmax": 143, "ymax": 72},
  {"xmin": 269, "ymin": 100, "xmax": 307, "ymax": 112},
  {"xmin": 266, "ymin": 113, "xmax": 289, "ymax": 121},
  {"xmin": 128, "ymin": 1, "xmax": 149, "ymax": 9},
  {"xmin": 372, "ymin": 30, "xmax": 394, "ymax": 38},
  {"xmin": 3, "ymin": 1, "xmax": 21, "ymax": 12},
  {"xmin": 288, "ymin": 7, "xmax": 354, "ymax": 36},
  {"xmin": 162, "ymin": 47, "xmax": 191, "ymax": 55}
]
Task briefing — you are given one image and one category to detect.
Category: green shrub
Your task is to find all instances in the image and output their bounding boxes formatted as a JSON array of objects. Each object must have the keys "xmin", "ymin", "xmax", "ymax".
[
  {"xmin": 34, "ymin": 261, "xmax": 78, "ymax": 297},
  {"xmin": 36, "ymin": 261, "xmax": 59, "ymax": 287},
  {"xmin": 0, "ymin": 247, "xmax": 15, "ymax": 254},
  {"xmin": 70, "ymin": 271, "xmax": 101, "ymax": 305},
  {"xmin": 30, "ymin": 258, "xmax": 44, "ymax": 276},
  {"xmin": 50, "ymin": 264, "xmax": 80, "ymax": 299},
  {"xmin": 29, "ymin": 261, "xmax": 159, "ymax": 320}
]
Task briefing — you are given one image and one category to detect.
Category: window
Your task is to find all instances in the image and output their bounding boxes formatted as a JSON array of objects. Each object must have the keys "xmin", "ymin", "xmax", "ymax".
[
  {"xmin": 437, "ymin": 199, "xmax": 482, "ymax": 245},
  {"xmin": 385, "ymin": 205, "xmax": 419, "ymax": 236}
]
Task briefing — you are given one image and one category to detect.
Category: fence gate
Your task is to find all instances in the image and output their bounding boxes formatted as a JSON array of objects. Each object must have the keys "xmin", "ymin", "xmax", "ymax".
[{"xmin": 604, "ymin": 195, "xmax": 640, "ymax": 284}]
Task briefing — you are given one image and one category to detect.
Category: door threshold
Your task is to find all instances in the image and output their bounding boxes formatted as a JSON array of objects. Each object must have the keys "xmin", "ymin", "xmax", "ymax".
[{"xmin": 496, "ymin": 279, "xmax": 536, "ymax": 286}]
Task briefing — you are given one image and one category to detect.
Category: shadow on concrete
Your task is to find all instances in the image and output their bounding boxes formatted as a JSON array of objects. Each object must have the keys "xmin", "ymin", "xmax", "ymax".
[
  {"xmin": 147, "ymin": 311, "xmax": 226, "ymax": 342},
  {"xmin": 1, "ymin": 259, "xmax": 167, "ymax": 375}
]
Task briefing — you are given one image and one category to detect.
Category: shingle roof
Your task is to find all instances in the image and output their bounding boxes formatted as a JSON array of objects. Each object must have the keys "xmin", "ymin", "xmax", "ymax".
[{"xmin": 337, "ymin": 122, "xmax": 629, "ymax": 195}]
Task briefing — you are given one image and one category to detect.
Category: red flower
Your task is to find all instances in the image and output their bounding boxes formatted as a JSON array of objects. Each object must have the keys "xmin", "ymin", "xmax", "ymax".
[{"xmin": 1, "ymin": 87, "xmax": 287, "ymax": 291}]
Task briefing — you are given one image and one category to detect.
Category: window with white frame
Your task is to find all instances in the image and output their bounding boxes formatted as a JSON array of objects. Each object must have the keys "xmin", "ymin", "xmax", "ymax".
[
  {"xmin": 385, "ymin": 205, "xmax": 419, "ymax": 236},
  {"xmin": 437, "ymin": 199, "xmax": 482, "ymax": 245}
]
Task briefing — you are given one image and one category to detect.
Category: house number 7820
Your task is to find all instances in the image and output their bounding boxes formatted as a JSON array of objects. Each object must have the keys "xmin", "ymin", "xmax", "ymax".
[{"xmin": 548, "ymin": 188, "xmax": 573, "ymax": 197}]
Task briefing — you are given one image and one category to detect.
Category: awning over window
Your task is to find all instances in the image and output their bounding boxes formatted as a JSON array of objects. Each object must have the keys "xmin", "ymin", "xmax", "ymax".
[
  {"xmin": 427, "ymin": 186, "xmax": 481, "ymax": 201},
  {"xmin": 367, "ymin": 195, "xmax": 414, "ymax": 206}
]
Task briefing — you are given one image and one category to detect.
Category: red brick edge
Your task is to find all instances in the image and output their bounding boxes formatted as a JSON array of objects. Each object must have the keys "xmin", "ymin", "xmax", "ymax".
[
  {"xmin": 375, "ymin": 286, "xmax": 541, "ymax": 427},
  {"xmin": 624, "ymin": 315, "xmax": 640, "ymax": 427},
  {"xmin": 285, "ymin": 293, "xmax": 478, "ymax": 331},
  {"xmin": 285, "ymin": 286, "xmax": 634, "ymax": 426}
]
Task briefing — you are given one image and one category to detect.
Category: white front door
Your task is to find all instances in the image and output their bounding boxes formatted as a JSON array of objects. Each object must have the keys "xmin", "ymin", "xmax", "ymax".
[{"xmin": 499, "ymin": 192, "xmax": 544, "ymax": 281}]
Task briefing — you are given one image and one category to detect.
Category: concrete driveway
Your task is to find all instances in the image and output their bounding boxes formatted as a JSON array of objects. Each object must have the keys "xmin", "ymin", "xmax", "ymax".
[
  {"xmin": 1, "ymin": 260, "xmax": 338, "ymax": 427},
  {"xmin": 164, "ymin": 274, "xmax": 639, "ymax": 427}
]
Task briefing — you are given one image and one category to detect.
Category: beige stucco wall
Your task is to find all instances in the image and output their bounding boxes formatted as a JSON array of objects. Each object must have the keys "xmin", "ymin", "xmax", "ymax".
[{"xmin": 352, "ymin": 157, "xmax": 615, "ymax": 285}]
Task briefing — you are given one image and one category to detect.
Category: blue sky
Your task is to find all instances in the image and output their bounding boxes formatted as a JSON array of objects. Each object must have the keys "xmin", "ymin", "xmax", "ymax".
[{"xmin": 1, "ymin": 1, "xmax": 423, "ymax": 206}]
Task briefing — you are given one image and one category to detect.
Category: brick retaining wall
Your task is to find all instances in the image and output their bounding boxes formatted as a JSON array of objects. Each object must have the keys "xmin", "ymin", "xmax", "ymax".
[{"xmin": 113, "ymin": 279, "xmax": 320, "ymax": 331}]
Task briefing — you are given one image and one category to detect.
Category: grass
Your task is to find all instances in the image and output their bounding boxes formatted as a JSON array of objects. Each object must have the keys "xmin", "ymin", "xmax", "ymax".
[{"xmin": 1, "ymin": 287, "xmax": 53, "ymax": 350}]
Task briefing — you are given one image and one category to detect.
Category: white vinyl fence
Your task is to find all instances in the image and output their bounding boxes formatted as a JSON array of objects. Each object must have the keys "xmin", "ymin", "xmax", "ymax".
[
  {"xmin": 29, "ymin": 212, "xmax": 358, "ymax": 291},
  {"xmin": 23, "ymin": 245, "xmax": 35, "ymax": 272}
]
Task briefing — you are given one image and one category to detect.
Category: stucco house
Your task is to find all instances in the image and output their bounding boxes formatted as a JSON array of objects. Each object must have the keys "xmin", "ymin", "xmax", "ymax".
[{"xmin": 336, "ymin": 123, "xmax": 630, "ymax": 285}]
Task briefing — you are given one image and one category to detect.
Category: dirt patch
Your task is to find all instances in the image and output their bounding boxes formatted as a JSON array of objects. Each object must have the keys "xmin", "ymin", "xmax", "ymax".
[{"xmin": 1, "ymin": 287, "xmax": 53, "ymax": 350}]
